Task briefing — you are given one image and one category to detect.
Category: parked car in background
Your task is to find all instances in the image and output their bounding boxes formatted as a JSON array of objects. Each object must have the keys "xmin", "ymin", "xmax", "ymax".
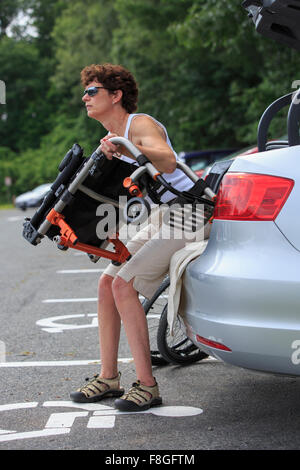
[
  {"xmin": 178, "ymin": 0, "xmax": 300, "ymax": 377},
  {"xmin": 200, "ymin": 144, "xmax": 259, "ymax": 179},
  {"xmin": 15, "ymin": 183, "xmax": 52, "ymax": 211},
  {"xmin": 200, "ymin": 136, "xmax": 287, "ymax": 180},
  {"xmin": 178, "ymin": 148, "xmax": 238, "ymax": 177}
]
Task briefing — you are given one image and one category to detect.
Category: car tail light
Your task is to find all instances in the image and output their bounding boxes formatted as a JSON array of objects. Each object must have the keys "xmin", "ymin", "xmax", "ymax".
[
  {"xmin": 214, "ymin": 173, "xmax": 294, "ymax": 221},
  {"xmin": 196, "ymin": 335, "xmax": 232, "ymax": 352}
]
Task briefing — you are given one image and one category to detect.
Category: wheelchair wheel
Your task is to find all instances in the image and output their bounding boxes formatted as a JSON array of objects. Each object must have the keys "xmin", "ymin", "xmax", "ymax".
[
  {"xmin": 143, "ymin": 277, "xmax": 208, "ymax": 366},
  {"xmin": 157, "ymin": 305, "xmax": 208, "ymax": 365},
  {"xmin": 143, "ymin": 277, "xmax": 171, "ymax": 365}
]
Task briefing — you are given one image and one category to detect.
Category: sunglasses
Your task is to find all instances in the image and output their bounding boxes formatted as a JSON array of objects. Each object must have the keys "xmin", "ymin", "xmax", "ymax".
[{"xmin": 83, "ymin": 86, "xmax": 113, "ymax": 97}]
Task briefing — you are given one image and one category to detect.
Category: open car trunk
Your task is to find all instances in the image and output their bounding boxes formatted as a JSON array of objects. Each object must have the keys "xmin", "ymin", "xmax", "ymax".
[{"xmin": 243, "ymin": 0, "xmax": 300, "ymax": 51}]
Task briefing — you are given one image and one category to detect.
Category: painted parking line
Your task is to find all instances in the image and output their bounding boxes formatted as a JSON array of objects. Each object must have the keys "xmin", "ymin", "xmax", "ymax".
[
  {"xmin": 42, "ymin": 298, "xmax": 98, "ymax": 303},
  {"xmin": 42, "ymin": 290, "xmax": 162, "ymax": 303},
  {"xmin": 6, "ymin": 216, "xmax": 24, "ymax": 222},
  {"xmin": 56, "ymin": 269, "xmax": 105, "ymax": 274},
  {"xmin": 0, "ymin": 356, "xmax": 217, "ymax": 367},
  {"xmin": 0, "ymin": 358, "xmax": 133, "ymax": 368},
  {"xmin": 42, "ymin": 295, "xmax": 146, "ymax": 303},
  {"xmin": 0, "ymin": 428, "xmax": 69, "ymax": 442},
  {"xmin": 0, "ymin": 341, "xmax": 5, "ymax": 362}
]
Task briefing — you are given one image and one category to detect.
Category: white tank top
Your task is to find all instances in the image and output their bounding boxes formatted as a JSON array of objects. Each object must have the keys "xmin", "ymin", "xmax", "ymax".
[{"xmin": 120, "ymin": 113, "xmax": 193, "ymax": 203}]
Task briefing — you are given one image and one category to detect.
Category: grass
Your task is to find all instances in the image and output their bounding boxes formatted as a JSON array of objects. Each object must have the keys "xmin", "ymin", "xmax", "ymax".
[{"xmin": 0, "ymin": 203, "xmax": 14, "ymax": 210}]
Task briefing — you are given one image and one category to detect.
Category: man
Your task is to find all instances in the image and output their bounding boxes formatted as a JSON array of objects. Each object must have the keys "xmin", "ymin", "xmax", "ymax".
[{"xmin": 70, "ymin": 63, "xmax": 196, "ymax": 411}]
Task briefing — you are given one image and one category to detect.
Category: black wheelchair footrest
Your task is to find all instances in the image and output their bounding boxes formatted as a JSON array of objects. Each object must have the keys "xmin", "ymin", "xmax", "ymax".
[{"xmin": 22, "ymin": 219, "xmax": 43, "ymax": 246}]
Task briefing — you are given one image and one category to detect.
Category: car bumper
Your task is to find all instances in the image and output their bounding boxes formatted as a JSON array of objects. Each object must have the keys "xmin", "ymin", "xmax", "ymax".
[
  {"xmin": 179, "ymin": 220, "xmax": 300, "ymax": 376},
  {"xmin": 15, "ymin": 200, "xmax": 40, "ymax": 209}
]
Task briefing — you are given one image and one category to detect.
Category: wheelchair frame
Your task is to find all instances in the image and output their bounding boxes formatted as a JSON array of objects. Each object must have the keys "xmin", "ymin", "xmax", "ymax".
[{"xmin": 23, "ymin": 137, "xmax": 216, "ymax": 265}]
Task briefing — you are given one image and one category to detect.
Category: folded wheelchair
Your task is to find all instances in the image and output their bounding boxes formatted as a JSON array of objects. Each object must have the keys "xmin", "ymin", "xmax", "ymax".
[{"xmin": 23, "ymin": 137, "xmax": 215, "ymax": 264}]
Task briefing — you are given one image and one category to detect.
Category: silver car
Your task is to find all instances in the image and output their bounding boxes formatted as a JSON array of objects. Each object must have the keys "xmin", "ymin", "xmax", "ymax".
[
  {"xmin": 15, "ymin": 183, "xmax": 52, "ymax": 210},
  {"xmin": 178, "ymin": 0, "xmax": 300, "ymax": 376}
]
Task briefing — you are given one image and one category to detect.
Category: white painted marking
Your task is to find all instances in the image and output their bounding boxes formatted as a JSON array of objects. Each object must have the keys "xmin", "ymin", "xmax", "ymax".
[
  {"xmin": 92, "ymin": 405, "xmax": 203, "ymax": 417},
  {"xmin": 44, "ymin": 401, "xmax": 203, "ymax": 422},
  {"xmin": 43, "ymin": 401, "xmax": 112, "ymax": 411},
  {"xmin": 36, "ymin": 313, "xmax": 98, "ymax": 333},
  {"xmin": 91, "ymin": 409, "xmax": 119, "ymax": 415},
  {"xmin": 0, "ymin": 428, "xmax": 70, "ymax": 443},
  {"xmin": 0, "ymin": 430, "xmax": 16, "ymax": 435},
  {"xmin": 42, "ymin": 294, "xmax": 145, "ymax": 303},
  {"xmin": 87, "ymin": 415, "xmax": 115, "ymax": 428},
  {"xmin": 0, "ymin": 403, "xmax": 38, "ymax": 411},
  {"xmin": 0, "ymin": 341, "xmax": 5, "ymax": 363},
  {"xmin": 0, "ymin": 355, "xmax": 216, "ymax": 368},
  {"xmin": 7, "ymin": 216, "xmax": 24, "ymax": 222},
  {"xmin": 37, "ymin": 312, "xmax": 159, "ymax": 333},
  {"xmin": 56, "ymin": 269, "xmax": 104, "ymax": 274},
  {"xmin": 0, "ymin": 358, "xmax": 133, "ymax": 368},
  {"xmin": 45, "ymin": 411, "xmax": 88, "ymax": 428},
  {"xmin": 0, "ymin": 401, "xmax": 204, "ymax": 443},
  {"xmin": 148, "ymin": 406, "xmax": 203, "ymax": 417},
  {"xmin": 42, "ymin": 298, "xmax": 97, "ymax": 303}
]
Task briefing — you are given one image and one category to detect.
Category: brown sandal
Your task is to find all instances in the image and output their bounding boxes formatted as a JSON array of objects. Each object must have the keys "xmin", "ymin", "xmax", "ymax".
[
  {"xmin": 70, "ymin": 372, "xmax": 124, "ymax": 403},
  {"xmin": 114, "ymin": 379, "xmax": 162, "ymax": 411}
]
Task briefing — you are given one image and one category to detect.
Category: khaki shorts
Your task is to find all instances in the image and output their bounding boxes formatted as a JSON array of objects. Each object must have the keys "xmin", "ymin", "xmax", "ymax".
[{"xmin": 104, "ymin": 205, "xmax": 211, "ymax": 299}]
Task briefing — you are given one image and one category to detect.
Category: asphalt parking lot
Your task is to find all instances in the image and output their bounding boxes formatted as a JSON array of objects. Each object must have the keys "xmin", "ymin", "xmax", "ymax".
[{"xmin": 1, "ymin": 208, "xmax": 300, "ymax": 454}]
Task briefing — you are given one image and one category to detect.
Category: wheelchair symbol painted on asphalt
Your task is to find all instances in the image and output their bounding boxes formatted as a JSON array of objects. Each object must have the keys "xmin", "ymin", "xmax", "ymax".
[
  {"xmin": 0, "ymin": 401, "xmax": 203, "ymax": 443},
  {"xmin": 36, "ymin": 313, "xmax": 159, "ymax": 333},
  {"xmin": 36, "ymin": 313, "xmax": 98, "ymax": 333}
]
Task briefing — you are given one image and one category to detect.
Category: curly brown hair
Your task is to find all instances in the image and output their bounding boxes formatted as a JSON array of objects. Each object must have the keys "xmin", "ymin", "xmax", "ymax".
[{"xmin": 81, "ymin": 63, "xmax": 138, "ymax": 114}]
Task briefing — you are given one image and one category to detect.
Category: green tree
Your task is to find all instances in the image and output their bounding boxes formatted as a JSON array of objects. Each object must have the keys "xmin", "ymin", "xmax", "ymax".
[
  {"xmin": 0, "ymin": 0, "xmax": 23, "ymax": 37},
  {"xmin": 2, "ymin": 0, "xmax": 300, "ymax": 203},
  {"xmin": 0, "ymin": 37, "xmax": 56, "ymax": 152},
  {"xmin": 51, "ymin": 0, "xmax": 118, "ymax": 97},
  {"xmin": 49, "ymin": 0, "xmax": 121, "ymax": 148},
  {"xmin": 111, "ymin": 0, "xmax": 204, "ymax": 151},
  {"xmin": 172, "ymin": 0, "xmax": 300, "ymax": 144},
  {"xmin": 26, "ymin": 0, "xmax": 67, "ymax": 56}
]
